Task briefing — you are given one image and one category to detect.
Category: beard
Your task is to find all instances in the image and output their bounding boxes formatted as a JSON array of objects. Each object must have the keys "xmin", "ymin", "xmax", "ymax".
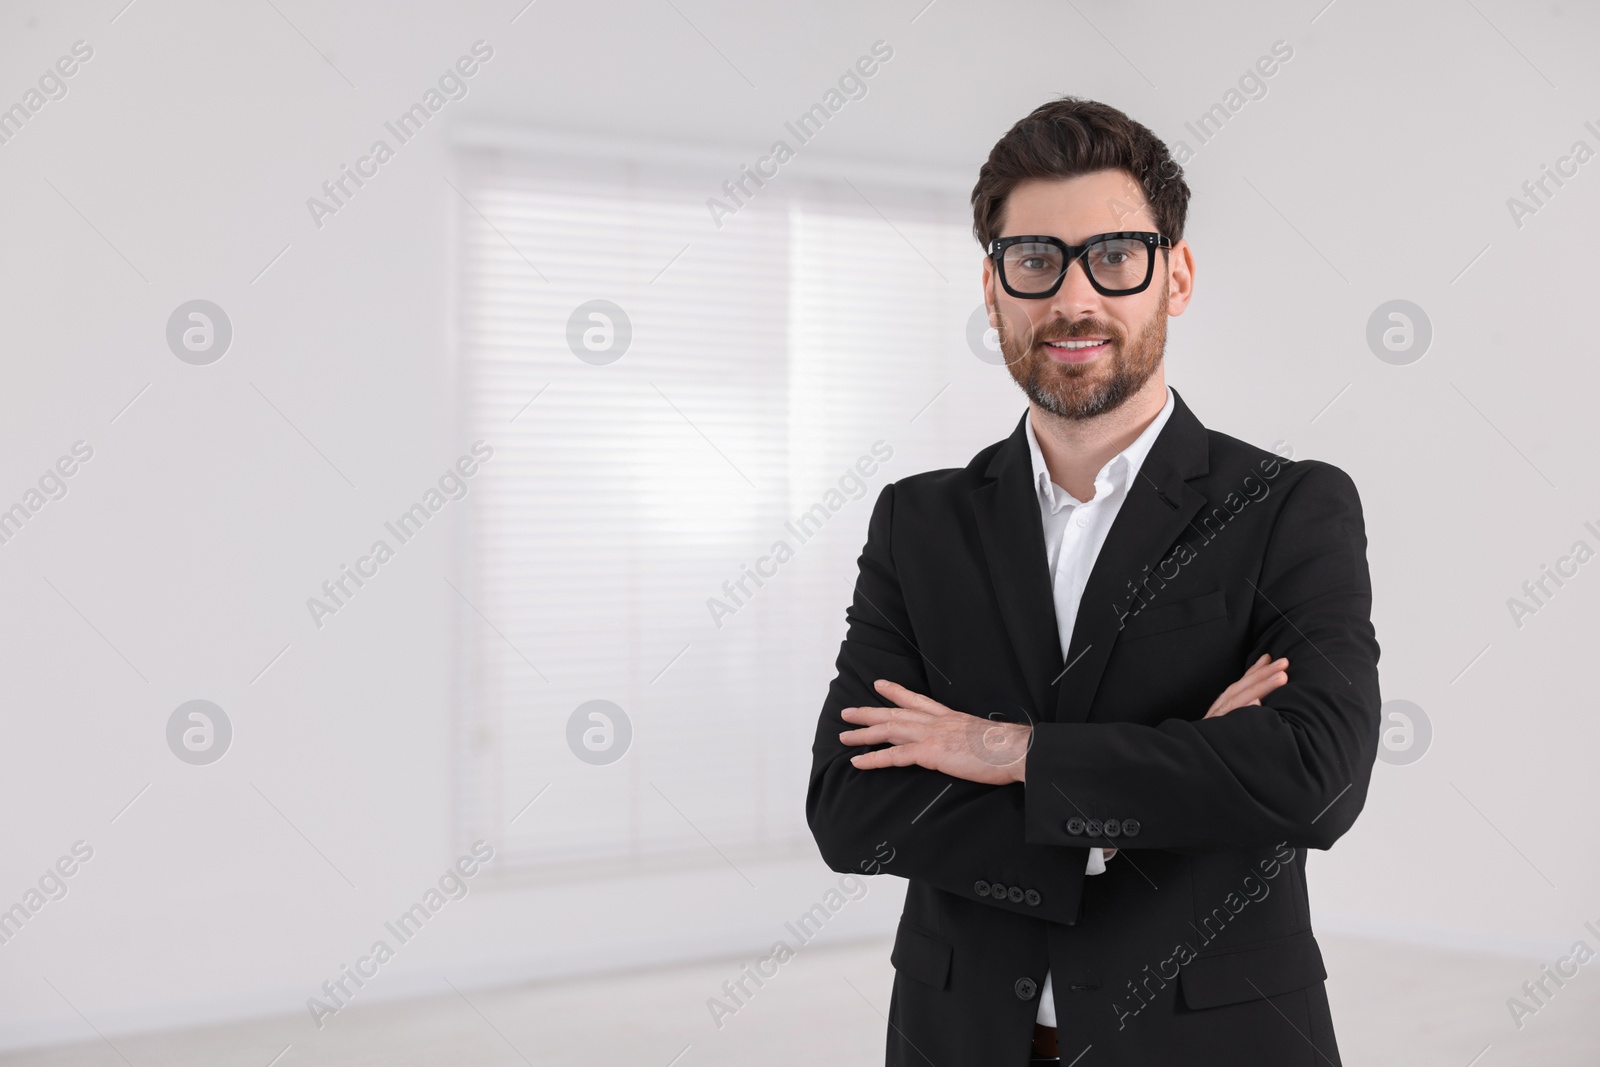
[{"xmin": 997, "ymin": 279, "xmax": 1168, "ymax": 420}]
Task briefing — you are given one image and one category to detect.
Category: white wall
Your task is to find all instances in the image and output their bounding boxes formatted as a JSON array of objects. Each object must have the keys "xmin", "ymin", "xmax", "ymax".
[{"xmin": 2, "ymin": 0, "xmax": 1598, "ymax": 1051}]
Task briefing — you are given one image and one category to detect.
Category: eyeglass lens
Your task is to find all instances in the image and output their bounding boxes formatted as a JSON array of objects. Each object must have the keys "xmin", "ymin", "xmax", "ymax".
[{"xmin": 1000, "ymin": 237, "xmax": 1151, "ymax": 295}]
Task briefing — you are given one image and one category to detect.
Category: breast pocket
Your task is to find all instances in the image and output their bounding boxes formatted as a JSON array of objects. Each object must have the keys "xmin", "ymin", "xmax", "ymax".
[{"xmin": 1117, "ymin": 589, "xmax": 1229, "ymax": 643}]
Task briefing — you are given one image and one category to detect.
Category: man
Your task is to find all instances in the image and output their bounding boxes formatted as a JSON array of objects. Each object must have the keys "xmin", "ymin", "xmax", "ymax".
[{"xmin": 806, "ymin": 97, "xmax": 1380, "ymax": 1065}]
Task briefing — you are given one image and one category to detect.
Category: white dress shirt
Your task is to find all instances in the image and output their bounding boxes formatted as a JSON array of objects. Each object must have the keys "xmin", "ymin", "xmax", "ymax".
[{"xmin": 1027, "ymin": 386, "xmax": 1177, "ymax": 1027}]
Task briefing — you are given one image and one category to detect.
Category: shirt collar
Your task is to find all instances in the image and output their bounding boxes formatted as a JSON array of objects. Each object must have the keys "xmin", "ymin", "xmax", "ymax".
[{"xmin": 1024, "ymin": 386, "xmax": 1177, "ymax": 513}]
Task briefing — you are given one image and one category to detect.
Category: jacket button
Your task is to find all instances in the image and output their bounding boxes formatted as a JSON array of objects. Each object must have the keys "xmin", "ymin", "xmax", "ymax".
[
  {"xmin": 990, "ymin": 882, "xmax": 1007, "ymax": 899},
  {"xmin": 1103, "ymin": 819, "xmax": 1121, "ymax": 837},
  {"xmin": 1024, "ymin": 889, "xmax": 1041, "ymax": 906},
  {"xmin": 1007, "ymin": 886, "xmax": 1024, "ymax": 903},
  {"xmin": 974, "ymin": 880, "xmax": 990, "ymax": 897},
  {"xmin": 1085, "ymin": 819, "xmax": 1103, "ymax": 837},
  {"xmin": 1014, "ymin": 977, "xmax": 1037, "ymax": 1000},
  {"xmin": 1065, "ymin": 817, "xmax": 1086, "ymax": 835},
  {"xmin": 1122, "ymin": 819, "xmax": 1141, "ymax": 837}
]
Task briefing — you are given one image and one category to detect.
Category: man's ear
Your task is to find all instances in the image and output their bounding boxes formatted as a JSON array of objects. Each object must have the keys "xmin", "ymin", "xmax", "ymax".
[
  {"xmin": 980, "ymin": 260, "xmax": 1000, "ymax": 325},
  {"xmin": 1164, "ymin": 238, "xmax": 1195, "ymax": 317}
]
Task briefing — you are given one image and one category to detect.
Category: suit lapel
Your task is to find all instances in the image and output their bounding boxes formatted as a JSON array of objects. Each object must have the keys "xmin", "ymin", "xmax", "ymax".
[
  {"xmin": 969, "ymin": 390, "xmax": 1212, "ymax": 727},
  {"xmin": 970, "ymin": 416, "xmax": 1064, "ymax": 726},
  {"xmin": 1055, "ymin": 390, "xmax": 1210, "ymax": 722}
]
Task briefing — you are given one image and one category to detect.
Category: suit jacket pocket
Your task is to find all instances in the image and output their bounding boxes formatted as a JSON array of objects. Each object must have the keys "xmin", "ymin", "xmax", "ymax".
[
  {"xmin": 1179, "ymin": 929, "xmax": 1327, "ymax": 1009},
  {"xmin": 890, "ymin": 922, "xmax": 952, "ymax": 990},
  {"xmin": 1118, "ymin": 589, "xmax": 1228, "ymax": 643}
]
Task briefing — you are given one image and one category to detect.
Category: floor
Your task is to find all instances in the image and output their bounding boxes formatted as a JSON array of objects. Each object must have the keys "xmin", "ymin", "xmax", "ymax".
[{"xmin": 4, "ymin": 933, "xmax": 1596, "ymax": 1065}]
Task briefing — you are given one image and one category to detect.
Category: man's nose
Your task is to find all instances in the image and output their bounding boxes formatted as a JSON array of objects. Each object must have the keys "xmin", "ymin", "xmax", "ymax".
[{"xmin": 1048, "ymin": 254, "xmax": 1103, "ymax": 317}]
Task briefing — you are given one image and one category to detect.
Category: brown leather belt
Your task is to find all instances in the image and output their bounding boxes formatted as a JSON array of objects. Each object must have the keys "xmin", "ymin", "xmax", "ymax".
[{"xmin": 1031, "ymin": 1023, "xmax": 1059, "ymax": 1058}]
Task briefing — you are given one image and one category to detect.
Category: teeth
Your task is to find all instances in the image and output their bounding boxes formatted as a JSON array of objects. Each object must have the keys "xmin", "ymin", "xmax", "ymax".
[{"xmin": 1048, "ymin": 339, "xmax": 1106, "ymax": 349}]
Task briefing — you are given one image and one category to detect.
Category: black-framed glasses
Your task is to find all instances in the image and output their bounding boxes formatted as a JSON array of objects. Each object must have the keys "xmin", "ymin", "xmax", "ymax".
[{"xmin": 988, "ymin": 231, "xmax": 1172, "ymax": 298}]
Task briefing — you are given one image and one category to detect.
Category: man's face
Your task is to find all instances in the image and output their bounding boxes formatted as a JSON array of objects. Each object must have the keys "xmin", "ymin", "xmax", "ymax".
[{"xmin": 982, "ymin": 169, "xmax": 1193, "ymax": 420}]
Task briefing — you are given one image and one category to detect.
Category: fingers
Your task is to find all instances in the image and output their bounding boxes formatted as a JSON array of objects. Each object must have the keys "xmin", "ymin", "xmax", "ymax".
[
  {"xmin": 839, "ymin": 725, "xmax": 886, "ymax": 747},
  {"xmin": 1207, "ymin": 674, "xmax": 1282, "ymax": 718},
  {"xmin": 1206, "ymin": 672, "xmax": 1254, "ymax": 717},
  {"xmin": 1229, "ymin": 673, "xmax": 1287, "ymax": 706},
  {"xmin": 1231, "ymin": 656, "xmax": 1289, "ymax": 695},
  {"xmin": 849, "ymin": 743, "xmax": 925, "ymax": 770},
  {"xmin": 1235, "ymin": 663, "xmax": 1289, "ymax": 703},
  {"xmin": 840, "ymin": 685, "xmax": 950, "ymax": 770},
  {"xmin": 1211, "ymin": 658, "xmax": 1268, "ymax": 704},
  {"xmin": 840, "ymin": 701, "xmax": 938, "ymax": 747},
  {"xmin": 1229, "ymin": 654, "xmax": 1273, "ymax": 683},
  {"xmin": 1205, "ymin": 657, "xmax": 1289, "ymax": 719},
  {"xmin": 1236, "ymin": 655, "xmax": 1287, "ymax": 687},
  {"xmin": 840, "ymin": 705, "xmax": 932, "ymax": 728},
  {"xmin": 839, "ymin": 721, "xmax": 928, "ymax": 747},
  {"xmin": 873, "ymin": 679, "xmax": 948, "ymax": 714}
]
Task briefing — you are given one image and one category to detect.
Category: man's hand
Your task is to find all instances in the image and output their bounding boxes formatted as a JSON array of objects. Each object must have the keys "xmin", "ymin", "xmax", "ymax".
[
  {"xmin": 839, "ymin": 679, "xmax": 1030, "ymax": 785},
  {"xmin": 840, "ymin": 656, "xmax": 1290, "ymax": 786},
  {"xmin": 1206, "ymin": 654, "xmax": 1289, "ymax": 718}
]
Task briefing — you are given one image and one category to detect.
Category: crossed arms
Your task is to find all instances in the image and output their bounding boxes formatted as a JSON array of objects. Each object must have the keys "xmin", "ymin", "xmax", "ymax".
[{"xmin": 805, "ymin": 463, "xmax": 1381, "ymax": 923}]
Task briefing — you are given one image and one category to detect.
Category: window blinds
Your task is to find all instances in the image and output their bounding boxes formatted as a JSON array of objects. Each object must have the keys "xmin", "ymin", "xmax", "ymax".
[{"xmin": 452, "ymin": 145, "xmax": 978, "ymax": 880}]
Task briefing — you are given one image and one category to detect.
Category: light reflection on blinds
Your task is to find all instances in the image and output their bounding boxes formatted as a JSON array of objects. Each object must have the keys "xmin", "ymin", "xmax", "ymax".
[{"xmin": 453, "ymin": 149, "xmax": 974, "ymax": 878}]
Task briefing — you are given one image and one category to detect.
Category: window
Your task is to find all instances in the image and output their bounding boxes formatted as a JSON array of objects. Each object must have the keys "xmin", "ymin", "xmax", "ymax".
[{"xmin": 451, "ymin": 140, "xmax": 986, "ymax": 880}]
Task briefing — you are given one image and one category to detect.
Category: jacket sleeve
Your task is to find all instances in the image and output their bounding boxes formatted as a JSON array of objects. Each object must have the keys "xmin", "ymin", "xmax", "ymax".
[
  {"xmin": 1023, "ymin": 461, "xmax": 1382, "ymax": 853},
  {"xmin": 807, "ymin": 482, "xmax": 1091, "ymax": 925}
]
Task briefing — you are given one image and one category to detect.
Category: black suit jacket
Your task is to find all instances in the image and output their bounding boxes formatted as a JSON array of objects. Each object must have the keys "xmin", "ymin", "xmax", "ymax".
[{"xmin": 807, "ymin": 389, "xmax": 1381, "ymax": 1066}]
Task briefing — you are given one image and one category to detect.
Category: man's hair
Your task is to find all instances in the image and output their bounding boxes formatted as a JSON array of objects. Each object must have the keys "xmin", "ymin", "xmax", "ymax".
[{"xmin": 971, "ymin": 97, "xmax": 1190, "ymax": 250}]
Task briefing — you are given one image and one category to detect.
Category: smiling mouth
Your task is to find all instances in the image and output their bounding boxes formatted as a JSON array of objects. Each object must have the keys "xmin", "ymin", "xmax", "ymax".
[{"xmin": 1043, "ymin": 338, "xmax": 1111, "ymax": 361}]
